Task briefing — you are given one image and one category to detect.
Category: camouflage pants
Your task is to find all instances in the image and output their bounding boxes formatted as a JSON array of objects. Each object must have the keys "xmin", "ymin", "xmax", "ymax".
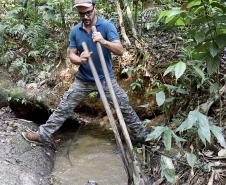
[{"xmin": 38, "ymin": 78, "xmax": 148, "ymax": 142}]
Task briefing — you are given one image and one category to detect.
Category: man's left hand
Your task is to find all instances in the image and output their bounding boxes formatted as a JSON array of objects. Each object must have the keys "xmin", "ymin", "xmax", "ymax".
[{"xmin": 92, "ymin": 31, "xmax": 106, "ymax": 45}]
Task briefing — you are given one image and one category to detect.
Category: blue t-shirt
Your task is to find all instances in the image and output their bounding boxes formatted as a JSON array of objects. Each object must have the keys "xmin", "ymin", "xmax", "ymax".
[{"xmin": 69, "ymin": 17, "xmax": 120, "ymax": 81}]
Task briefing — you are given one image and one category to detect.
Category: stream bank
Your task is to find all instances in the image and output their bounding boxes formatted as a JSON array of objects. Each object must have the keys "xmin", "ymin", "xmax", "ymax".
[{"xmin": 0, "ymin": 107, "xmax": 54, "ymax": 185}]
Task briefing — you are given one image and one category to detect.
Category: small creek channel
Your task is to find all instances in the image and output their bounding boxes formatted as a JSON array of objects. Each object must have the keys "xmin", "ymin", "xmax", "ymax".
[{"xmin": 52, "ymin": 123, "xmax": 127, "ymax": 185}]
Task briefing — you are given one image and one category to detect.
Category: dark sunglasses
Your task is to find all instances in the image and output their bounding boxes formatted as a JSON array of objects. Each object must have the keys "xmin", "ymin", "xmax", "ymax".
[{"xmin": 78, "ymin": 6, "xmax": 95, "ymax": 17}]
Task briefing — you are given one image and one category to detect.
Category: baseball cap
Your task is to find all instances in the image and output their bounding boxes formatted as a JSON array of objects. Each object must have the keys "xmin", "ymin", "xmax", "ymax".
[{"xmin": 74, "ymin": 0, "xmax": 96, "ymax": 7}]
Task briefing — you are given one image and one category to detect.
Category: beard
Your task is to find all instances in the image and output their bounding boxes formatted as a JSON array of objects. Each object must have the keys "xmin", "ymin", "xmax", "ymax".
[{"xmin": 82, "ymin": 18, "xmax": 91, "ymax": 26}]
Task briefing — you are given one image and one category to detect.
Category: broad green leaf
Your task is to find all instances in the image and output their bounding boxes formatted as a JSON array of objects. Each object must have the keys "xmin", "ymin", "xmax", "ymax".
[
  {"xmin": 207, "ymin": 58, "xmax": 220, "ymax": 75},
  {"xmin": 194, "ymin": 32, "xmax": 205, "ymax": 43},
  {"xmin": 162, "ymin": 169, "xmax": 176, "ymax": 184},
  {"xmin": 167, "ymin": 8, "xmax": 184, "ymax": 17},
  {"xmin": 187, "ymin": 110, "xmax": 199, "ymax": 126},
  {"xmin": 198, "ymin": 128, "xmax": 207, "ymax": 146},
  {"xmin": 193, "ymin": 4, "xmax": 205, "ymax": 13},
  {"xmin": 160, "ymin": 156, "xmax": 176, "ymax": 184},
  {"xmin": 166, "ymin": 15, "xmax": 177, "ymax": 24},
  {"xmin": 215, "ymin": 34, "xmax": 226, "ymax": 49},
  {"xmin": 156, "ymin": 91, "xmax": 165, "ymax": 107},
  {"xmin": 210, "ymin": 125, "xmax": 226, "ymax": 148},
  {"xmin": 192, "ymin": 16, "xmax": 208, "ymax": 25},
  {"xmin": 176, "ymin": 120, "xmax": 190, "ymax": 132},
  {"xmin": 211, "ymin": 2, "xmax": 226, "ymax": 12},
  {"xmin": 163, "ymin": 128, "xmax": 172, "ymax": 150},
  {"xmin": 186, "ymin": 153, "xmax": 197, "ymax": 168},
  {"xmin": 197, "ymin": 112, "xmax": 211, "ymax": 143},
  {"xmin": 145, "ymin": 126, "xmax": 166, "ymax": 141},
  {"xmin": 157, "ymin": 10, "xmax": 168, "ymax": 22},
  {"xmin": 209, "ymin": 43, "xmax": 219, "ymax": 57},
  {"xmin": 209, "ymin": 82, "xmax": 219, "ymax": 95},
  {"xmin": 187, "ymin": 0, "xmax": 201, "ymax": 9},
  {"xmin": 160, "ymin": 155, "xmax": 175, "ymax": 170},
  {"xmin": 176, "ymin": 110, "xmax": 199, "ymax": 132},
  {"xmin": 176, "ymin": 18, "xmax": 186, "ymax": 26},
  {"xmin": 175, "ymin": 61, "xmax": 186, "ymax": 80},
  {"xmin": 164, "ymin": 65, "xmax": 175, "ymax": 76}
]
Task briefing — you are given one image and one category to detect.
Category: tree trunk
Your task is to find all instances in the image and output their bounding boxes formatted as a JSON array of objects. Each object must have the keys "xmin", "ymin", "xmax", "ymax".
[
  {"xmin": 115, "ymin": 0, "xmax": 131, "ymax": 46},
  {"xmin": 122, "ymin": 0, "xmax": 138, "ymax": 39}
]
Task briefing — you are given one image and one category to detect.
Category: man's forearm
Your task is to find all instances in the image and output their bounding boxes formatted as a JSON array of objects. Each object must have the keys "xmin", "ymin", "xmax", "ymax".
[
  {"xmin": 69, "ymin": 54, "xmax": 83, "ymax": 65},
  {"xmin": 100, "ymin": 40, "xmax": 124, "ymax": 56}
]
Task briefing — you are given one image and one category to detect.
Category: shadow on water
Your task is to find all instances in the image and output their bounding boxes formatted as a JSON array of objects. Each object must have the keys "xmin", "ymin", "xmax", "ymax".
[{"xmin": 52, "ymin": 124, "xmax": 128, "ymax": 185}]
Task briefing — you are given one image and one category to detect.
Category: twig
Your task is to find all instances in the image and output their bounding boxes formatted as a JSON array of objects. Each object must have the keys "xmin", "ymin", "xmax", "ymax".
[{"xmin": 152, "ymin": 178, "xmax": 164, "ymax": 185}]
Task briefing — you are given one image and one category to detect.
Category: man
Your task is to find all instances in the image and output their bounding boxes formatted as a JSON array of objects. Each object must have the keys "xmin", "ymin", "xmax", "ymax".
[{"xmin": 22, "ymin": 0, "xmax": 148, "ymax": 144}]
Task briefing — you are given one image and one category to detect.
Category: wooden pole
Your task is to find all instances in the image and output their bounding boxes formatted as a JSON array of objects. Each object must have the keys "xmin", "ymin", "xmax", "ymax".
[
  {"xmin": 92, "ymin": 26, "xmax": 147, "ymax": 185},
  {"xmin": 82, "ymin": 42, "xmax": 133, "ymax": 184}
]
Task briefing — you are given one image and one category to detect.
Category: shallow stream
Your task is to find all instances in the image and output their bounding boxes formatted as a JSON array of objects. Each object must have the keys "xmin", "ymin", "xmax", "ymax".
[{"xmin": 52, "ymin": 124, "xmax": 127, "ymax": 185}]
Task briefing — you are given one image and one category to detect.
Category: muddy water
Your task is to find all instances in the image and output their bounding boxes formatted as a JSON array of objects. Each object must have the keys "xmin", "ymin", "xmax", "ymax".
[{"xmin": 52, "ymin": 124, "xmax": 128, "ymax": 185}]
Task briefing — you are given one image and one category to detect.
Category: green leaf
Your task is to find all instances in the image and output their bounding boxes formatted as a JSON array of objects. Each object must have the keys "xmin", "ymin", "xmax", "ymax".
[
  {"xmin": 186, "ymin": 153, "xmax": 197, "ymax": 168},
  {"xmin": 209, "ymin": 82, "xmax": 219, "ymax": 95},
  {"xmin": 215, "ymin": 34, "xmax": 226, "ymax": 49},
  {"xmin": 163, "ymin": 128, "xmax": 172, "ymax": 150},
  {"xmin": 197, "ymin": 112, "xmax": 211, "ymax": 144},
  {"xmin": 211, "ymin": 2, "xmax": 226, "ymax": 12},
  {"xmin": 187, "ymin": 0, "xmax": 201, "ymax": 9},
  {"xmin": 167, "ymin": 8, "xmax": 184, "ymax": 17},
  {"xmin": 145, "ymin": 126, "xmax": 166, "ymax": 141},
  {"xmin": 172, "ymin": 132, "xmax": 186, "ymax": 147},
  {"xmin": 193, "ymin": 66, "xmax": 205, "ymax": 83},
  {"xmin": 160, "ymin": 155, "xmax": 176, "ymax": 184},
  {"xmin": 209, "ymin": 43, "xmax": 219, "ymax": 57},
  {"xmin": 156, "ymin": 91, "xmax": 165, "ymax": 107},
  {"xmin": 166, "ymin": 15, "xmax": 177, "ymax": 24},
  {"xmin": 164, "ymin": 65, "xmax": 175, "ymax": 76},
  {"xmin": 207, "ymin": 58, "xmax": 220, "ymax": 75},
  {"xmin": 198, "ymin": 128, "xmax": 206, "ymax": 146},
  {"xmin": 157, "ymin": 10, "xmax": 168, "ymax": 22},
  {"xmin": 210, "ymin": 125, "xmax": 226, "ymax": 148},
  {"xmin": 176, "ymin": 120, "xmax": 190, "ymax": 132},
  {"xmin": 176, "ymin": 18, "xmax": 186, "ymax": 26},
  {"xmin": 162, "ymin": 168, "xmax": 176, "ymax": 184},
  {"xmin": 164, "ymin": 84, "xmax": 178, "ymax": 90},
  {"xmin": 194, "ymin": 32, "xmax": 205, "ymax": 43},
  {"xmin": 175, "ymin": 61, "xmax": 186, "ymax": 80},
  {"xmin": 176, "ymin": 110, "xmax": 199, "ymax": 132},
  {"xmin": 188, "ymin": 110, "xmax": 199, "ymax": 123}
]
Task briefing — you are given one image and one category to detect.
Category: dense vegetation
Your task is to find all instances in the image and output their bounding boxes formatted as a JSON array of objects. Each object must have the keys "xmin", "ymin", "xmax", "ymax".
[{"xmin": 0, "ymin": 0, "xmax": 226, "ymax": 184}]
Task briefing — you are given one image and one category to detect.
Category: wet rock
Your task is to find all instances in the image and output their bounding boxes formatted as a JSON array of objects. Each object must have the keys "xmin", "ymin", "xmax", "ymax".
[{"xmin": 0, "ymin": 108, "xmax": 55, "ymax": 185}]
